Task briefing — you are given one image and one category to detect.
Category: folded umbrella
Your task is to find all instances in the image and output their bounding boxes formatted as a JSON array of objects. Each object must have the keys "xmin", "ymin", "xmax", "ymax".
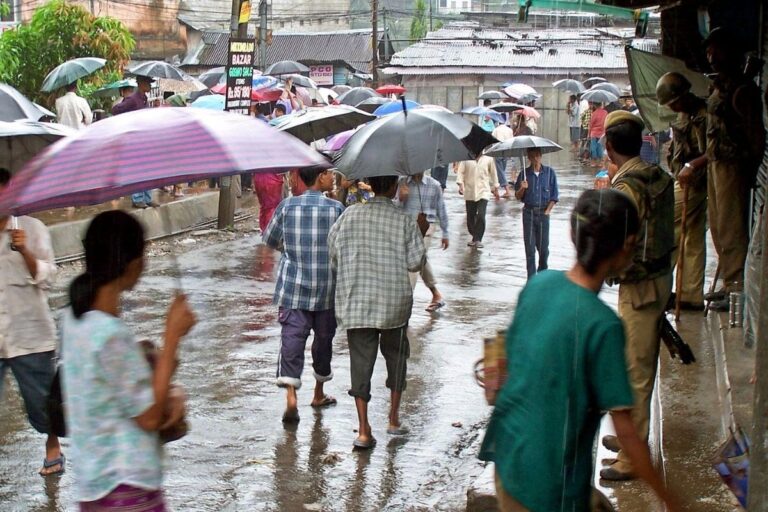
[
  {"xmin": 373, "ymin": 99, "xmax": 420, "ymax": 116},
  {"xmin": 375, "ymin": 84, "xmax": 406, "ymax": 95},
  {"xmin": 336, "ymin": 87, "xmax": 380, "ymax": 106},
  {"xmin": 552, "ymin": 79, "xmax": 585, "ymax": 94},
  {"xmin": 41, "ymin": 57, "xmax": 107, "ymax": 92},
  {"xmin": 477, "ymin": 90, "xmax": 507, "ymax": 100},
  {"xmin": 0, "ymin": 83, "xmax": 47, "ymax": 122},
  {"xmin": 484, "ymin": 135, "xmax": 562, "ymax": 158},
  {"xmin": 0, "ymin": 108, "xmax": 329, "ymax": 216},
  {"xmin": 0, "ymin": 120, "xmax": 75, "ymax": 173},
  {"xmin": 92, "ymin": 78, "xmax": 138, "ymax": 98},
  {"xmin": 333, "ymin": 109, "xmax": 498, "ymax": 180},
  {"xmin": 581, "ymin": 89, "xmax": 619, "ymax": 104},
  {"xmin": 273, "ymin": 105, "xmax": 375, "ymax": 144},
  {"xmin": 590, "ymin": 82, "xmax": 622, "ymax": 97},
  {"xmin": 265, "ymin": 60, "xmax": 310, "ymax": 76}
]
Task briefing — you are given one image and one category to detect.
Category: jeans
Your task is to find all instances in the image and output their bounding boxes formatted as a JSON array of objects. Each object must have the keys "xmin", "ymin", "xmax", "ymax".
[
  {"xmin": 0, "ymin": 351, "xmax": 56, "ymax": 434},
  {"xmin": 522, "ymin": 207, "xmax": 550, "ymax": 278},
  {"xmin": 430, "ymin": 165, "xmax": 448, "ymax": 190},
  {"xmin": 494, "ymin": 158, "xmax": 508, "ymax": 187},
  {"xmin": 466, "ymin": 199, "xmax": 488, "ymax": 242},
  {"xmin": 131, "ymin": 190, "xmax": 152, "ymax": 205},
  {"xmin": 276, "ymin": 308, "xmax": 337, "ymax": 389}
]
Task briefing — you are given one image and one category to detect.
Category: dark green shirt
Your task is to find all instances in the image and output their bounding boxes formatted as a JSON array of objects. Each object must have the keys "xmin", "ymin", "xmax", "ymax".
[{"xmin": 479, "ymin": 271, "xmax": 633, "ymax": 511}]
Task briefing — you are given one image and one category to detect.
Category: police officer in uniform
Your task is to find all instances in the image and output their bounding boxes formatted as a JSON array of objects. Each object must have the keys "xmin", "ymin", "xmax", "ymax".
[
  {"xmin": 656, "ymin": 72, "xmax": 708, "ymax": 310},
  {"xmin": 703, "ymin": 28, "xmax": 765, "ymax": 310},
  {"xmin": 599, "ymin": 111, "xmax": 675, "ymax": 481}
]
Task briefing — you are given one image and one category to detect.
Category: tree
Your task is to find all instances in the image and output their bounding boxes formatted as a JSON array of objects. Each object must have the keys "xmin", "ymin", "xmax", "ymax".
[
  {"xmin": 0, "ymin": 0, "xmax": 135, "ymax": 108},
  {"xmin": 410, "ymin": 0, "xmax": 428, "ymax": 42}
]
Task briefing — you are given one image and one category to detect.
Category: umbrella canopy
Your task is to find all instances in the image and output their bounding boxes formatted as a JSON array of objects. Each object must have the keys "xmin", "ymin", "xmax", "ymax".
[
  {"xmin": 376, "ymin": 84, "xmax": 406, "ymax": 95},
  {"xmin": 128, "ymin": 61, "xmax": 188, "ymax": 81},
  {"xmin": 419, "ymin": 104, "xmax": 453, "ymax": 113},
  {"xmin": 0, "ymin": 83, "xmax": 47, "ymax": 122},
  {"xmin": 273, "ymin": 105, "xmax": 375, "ymax": 144},
  {"xmin": 0, "ymin": 108, "xmax": 329, "ymax": 216},
  {"xmin": 331, "ymin": 85, "xmax": 351, "ymax": 95},
  {"xmin": 198, "ymin": 66, "xmax": 226, "ymax": 88},
  {"xmin": 166, "ymin": 94, "xmax": 188, "ymax": 107},
  {"xmin": 552, "ymin": 79, "xmax": 585, "ymax": 94},
  {"xmin": 333, "ymin": 110, "xmax": 498, "ymax": 180},
  {"xmin": 34, "ymin": 103, "xmax": 56, "ymax": 119},
  {"xmin": 583, "ymin": 77, "xmax": 607, "ymax": 88},
  {"xmin": 355, "ymin": 96, "xmax": 391, "ymax": 113},
  {"xmin": 581, "ymin": 89, "xmax": 619, "ymax": 104},
  {"xmin": 0, "ymin": 120, "xmax": 75, "ymax": 173},
  {"xmin": 308, "ymin": 87, "xmax": 337, "ymax": 105},
  {"xmin": 265, "ymin": 60, "xmax": 310, "ymax": 76},
  {"xmin": 503, "ymin": 83, "xmax": 539, "ymax": 101},
  {"xmin": 190, "ymin": 94, "xmax": 225, "ymax": 110},
  {"xmin": 285, "ymin": 74, "xmax": 317, "ymax": 89},
  {"xmin": 41, "ymin": 57, "xmax": 107, "ymax": 93},
  {"xmin": 188, "ymin": 89, "xmax": 212, "ymax": 102},
  {"xmin": 590, "ymin": 82, "xmax": 622, "ymax": 97},
  {"xmin": 92, "ymin": 78, "xmax": 137, "ymax": 98},
  {"xmin": 373, "ymin": 99, "xmax": 420, "ymax": 116},
  {"xmin": 484, "ymin": 135, "xmax": 563, "ymax": 158},
  {"xmin": 336, "ymin": 87, "xmax": 381, "ymax": 106},
  {"xmin": 460, "ymin": 106, "xmax": 506, "ymax": 123},
  {"xmin": 490, "ymin": 103, "xmax": 540, "ymax": 119},
  {"xmin": 325, "ymin": 129, "xmax": 356, "ymax": 152},
  {"xmin": 477, "ymin": 90, "xmax": 507, "ymax": 100}
]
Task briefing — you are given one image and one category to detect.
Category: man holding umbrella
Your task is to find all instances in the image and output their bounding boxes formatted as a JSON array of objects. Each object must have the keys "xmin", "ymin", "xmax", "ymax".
[
  {"xmin": 55, "ymin": 82, "xmax": 92, "ymax": 131},
  {"xmin": 112, "ymin": 76, "xmax": 158, "ymax": 209},
  {"xmin": 514, "ymin": 148, "xmax": 559, "ymax": 279}
]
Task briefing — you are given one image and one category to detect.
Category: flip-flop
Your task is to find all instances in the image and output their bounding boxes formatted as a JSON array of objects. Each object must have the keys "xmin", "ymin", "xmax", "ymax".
[
  {"xmin": 425, "ymin": 300, "xmax": 446, "ymax": 312},
  {"xmin": 353, "ymin": 436, "xmax": 377, "ymax": 450},
  {"xmin": 39, "ymin": 454, "xmax": 65, "ymax": 477},
  {"xmin": 386, "ymin": 425, "xmax": 410, "ymax": 436},
  {"xmin": 282, "ymin": 409, "xmax": 300, "ymax": 424},
  {"xmin": 311, "ymin": 395, "xmax": 337, "ymax": 408}
]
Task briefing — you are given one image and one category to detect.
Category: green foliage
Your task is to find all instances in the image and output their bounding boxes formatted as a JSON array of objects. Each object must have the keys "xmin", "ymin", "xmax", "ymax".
[
  {"xmin": 0, "ymin": 0, "xmax": 135, "ymax": 108},
  {"xmin": 434, "ymin": 20, "xmax": 444, "ymax": 30},
  {"xmin": 410, "ymin": 0, "xmax": 427, "ymax": 42},
  {"xmin": 0, "ymin": 2, "xmax": 9, "ymax": 18}
]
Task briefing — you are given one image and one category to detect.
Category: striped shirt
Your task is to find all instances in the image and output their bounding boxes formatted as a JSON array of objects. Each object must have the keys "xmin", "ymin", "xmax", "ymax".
[
  {"xmin": 328, "ymin": 197, "xmax": 426, "ymax": 330},
  {"xmin": 263, "ymin": 190, "xmax": 344, "ymax": 311},
  {"xmin": 397, "ymin": 175, "xmax": 449, "ymax": 239}
]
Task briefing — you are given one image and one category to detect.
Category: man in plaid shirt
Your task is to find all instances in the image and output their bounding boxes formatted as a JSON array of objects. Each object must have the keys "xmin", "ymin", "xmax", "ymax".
[
  {"xmin": 328, "ymin": 175, "xmax": 426, "ymax": 449},
  {"xmin": 263, "ymin": 166, "xmax": 344, "ymax": 423}
]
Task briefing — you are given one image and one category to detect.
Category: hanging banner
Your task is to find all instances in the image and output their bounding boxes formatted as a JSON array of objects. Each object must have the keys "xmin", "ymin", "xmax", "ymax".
[
  {"xmin": 225, "ymin": 38, "xmax": 256, "ymax": 115},
  {"xmin": 309, "ymin": 65, "xmax": 334, "ymax": 86}
]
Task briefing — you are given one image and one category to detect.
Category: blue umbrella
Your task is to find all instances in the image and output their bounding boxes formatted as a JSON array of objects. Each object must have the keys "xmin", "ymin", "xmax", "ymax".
[
  {"xmin": 373, "ymin": 99, "xmax": 420, "ymax": 116},
  {"xmin": 190, "ymin": 94, "xmax": 225, "ymax": 110}
]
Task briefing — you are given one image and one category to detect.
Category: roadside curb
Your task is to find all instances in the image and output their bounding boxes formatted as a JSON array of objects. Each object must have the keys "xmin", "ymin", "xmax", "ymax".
[{"xmin": 48, "ymin": 192, "xmax": 224, "ymax": 262}]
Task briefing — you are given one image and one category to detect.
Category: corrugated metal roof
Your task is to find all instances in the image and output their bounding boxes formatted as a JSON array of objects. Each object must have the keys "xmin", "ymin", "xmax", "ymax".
[
  {"xmin": 187, "ymin": 29, "xmax": 377, "ymax": 72},
  {"xmin": 387, "ymin": 22, "xmax": 660, "ymax": 75}
]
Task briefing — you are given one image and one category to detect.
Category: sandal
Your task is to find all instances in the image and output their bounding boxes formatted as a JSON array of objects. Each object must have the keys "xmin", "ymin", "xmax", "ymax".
[
  {"xmin": 353, "ymin": 436, "xmax": 377, "ymax": 450},
  {"xmin": 39, "ymin": 454, "xmax": 65, "ymax": 477},
  {"xmin": 425, "ymin": 300, "xmax": 446, "ymax": 312},
  {"xmin": 310, "ymin": 395, "xmax": 337, "ymax": 408}
]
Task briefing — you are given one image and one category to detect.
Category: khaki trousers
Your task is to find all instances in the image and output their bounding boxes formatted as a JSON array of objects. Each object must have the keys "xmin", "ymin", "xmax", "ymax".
[
  {"xmin": 409, "ymin": 224, "xmax": 438, "ymax": 291},
  {"xmin": 671, "ymin": 181, "xmax": 707, "ymax": 303},
  {"xmin": 616, "ymin": 273, "xmax": 672, "ymax": 470},
  {"xmin": 707, "ymin": 160, "xmax": 750, "ymax": 291}
]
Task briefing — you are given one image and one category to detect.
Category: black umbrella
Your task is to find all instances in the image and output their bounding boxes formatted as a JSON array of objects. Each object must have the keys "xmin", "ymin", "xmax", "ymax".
[
  {"xmin": 333, "ymin": 107, "xmax": 498, "ymax": 179},
  {"xmin": 0, "ymin": 83, "xmax": 47, "ymax": 122},
  {"xmin": 484, "ymin": 135, "xmax": 563, "ymax": 158},
  {"xmin": 273, "ymin": 105, "xmax": 375, "ymax": 144},
  {"xmin": 198, "ymin": 67, "xmax": 226, "ymax": 88},
  {"xmin": 583, "ymin": 76, "xmax": 607, "ymax": 88},
  {"xmin": 355, "ymin": 96, "xmax": 392, "ymax": 113},
  {"xmin": 128, "ymin": 61, "xmax": 189, "ymax": 81},
  {"xmin": 336, "ymin": 87, "xmax": 381, "ymax": 107},
  {"xmin": 265, "ymin": 60, "xmax": 310, "ymax": 76}
]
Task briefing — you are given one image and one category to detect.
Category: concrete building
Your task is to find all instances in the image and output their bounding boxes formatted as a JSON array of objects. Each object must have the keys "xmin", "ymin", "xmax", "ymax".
[{"xmin": 383, "ymin": 21, "xmax": 658, "ymax": 143}]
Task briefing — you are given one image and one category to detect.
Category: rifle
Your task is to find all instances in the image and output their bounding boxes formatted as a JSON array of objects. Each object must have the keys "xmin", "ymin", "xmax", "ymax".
[{"xmin": 660, "ymin": 316, "xmax": 696, "ymax": 364}]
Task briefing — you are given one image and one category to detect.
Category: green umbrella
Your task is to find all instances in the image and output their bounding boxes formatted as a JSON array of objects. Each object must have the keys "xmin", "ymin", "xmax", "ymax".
[
  {"xmin": 41, "ymin": 57, "xmax": 107, "ymax": 93},
  {"xmin": 91, "ymin": 78, "xmax": 138, "ymax": 98}
]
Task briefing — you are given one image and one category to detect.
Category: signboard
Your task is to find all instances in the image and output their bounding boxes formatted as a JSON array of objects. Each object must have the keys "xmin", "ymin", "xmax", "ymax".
[
  {"xmin": 309, "ymin": 65, "xmax": 334, "ymax": 86},
  {"xmin": 225, "ymin": 38, "xmax": 256, "ymax": 115}
]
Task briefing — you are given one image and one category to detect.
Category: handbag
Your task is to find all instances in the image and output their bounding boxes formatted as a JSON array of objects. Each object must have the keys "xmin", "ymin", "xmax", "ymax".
[{"xmin": 474, "ymin": 330, "xmax": 508, "ymax": 405}]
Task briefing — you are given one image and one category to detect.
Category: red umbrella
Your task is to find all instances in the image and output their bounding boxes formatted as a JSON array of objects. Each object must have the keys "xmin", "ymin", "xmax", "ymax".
[
  {"xmin": 210, "ymin": 83, "xmax": 226, "ymax": 95},
  {"xmin": 211, "ymin": 83, "xmax": 283, "ymax": 103},
  {"xmin": 376, "ymin": 85, "xmax": 406, "ymax": 95}
]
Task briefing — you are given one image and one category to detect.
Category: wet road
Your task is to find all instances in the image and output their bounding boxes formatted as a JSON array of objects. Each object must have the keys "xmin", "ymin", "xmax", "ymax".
[{"xmin": 2, "ymin": 155, "xmax": 630, "ymax": 511}]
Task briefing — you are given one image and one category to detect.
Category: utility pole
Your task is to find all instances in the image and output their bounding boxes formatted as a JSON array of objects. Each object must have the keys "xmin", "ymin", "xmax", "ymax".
[
  {"xmin": 218, "ymin": 0, "xmax": 250, "ymax": 230},
  {"xmin": 429, "ymin": 0, "xmax": 433, "ymax": 31},
  {"xmin": 259, "ymin": 0, "xmax": 268, "ymax": 70},
  {"xmin": 371, "ymin": 0, "xmax": 378, "ymax": 87}
]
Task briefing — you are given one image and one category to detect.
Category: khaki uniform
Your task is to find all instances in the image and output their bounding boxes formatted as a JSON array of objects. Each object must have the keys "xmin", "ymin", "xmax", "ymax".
[
  {"xmin": 668, "ymin": 102, "xmax": 708, "ymax": 303},
  {"xmin": 610, "ymin": 157, "xmax": 675, "ymax": 472},
  {"xmin": 706, "ymin": 76, "xmax": 765, "ymax": 291}
]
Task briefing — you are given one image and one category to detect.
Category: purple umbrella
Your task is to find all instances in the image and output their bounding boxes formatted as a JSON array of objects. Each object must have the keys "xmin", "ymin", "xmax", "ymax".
[
  {"xmin": 325, "ymin": 129, "xmax": 356, "ymax": 151},
  {"xmin": 0, "ymin": 108, "xmax": 329, "ymax": 215}
]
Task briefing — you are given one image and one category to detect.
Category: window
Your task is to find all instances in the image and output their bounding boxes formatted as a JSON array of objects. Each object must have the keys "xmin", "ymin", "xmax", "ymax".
[
  {"xmin": 451, "ymin": 1, "xmax": 456, "ymax": 9},
  {"xmin": 462, "ymin": 0, "xmax": 468, "ymax": 8},
  {"xmin": 439, "ymin": 0, "xmax": 447, "ymax": 6}
]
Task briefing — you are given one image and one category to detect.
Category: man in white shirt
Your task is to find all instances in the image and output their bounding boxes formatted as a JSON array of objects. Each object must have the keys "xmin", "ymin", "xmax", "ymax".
[
  {"xmin": 54, "ymin": 82, "xmax": 92, "ymax": 130},
  {"xmin": 492, "ymin": 122, "xmax": 515, "ymax": 198},
  {"xmin": 0, "ymin": 168, "xmax": 63, "ymax": 476},
  {"xmin": 456, "ymin": 155, "xmax": 500, "ymax": 248}
]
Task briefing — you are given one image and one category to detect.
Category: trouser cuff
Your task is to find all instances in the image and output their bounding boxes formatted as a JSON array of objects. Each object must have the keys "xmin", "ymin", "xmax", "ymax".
[
  {"xmin": 314, "ymin": 370, "xmax": 333, "ymax": 383},
  {"xmin": 277, "ymin": 376, "xmax": 302, "ymax": 389},
  {"xmin": 348, "ymin": 389, "xmax": 371, "ymax": 402}
]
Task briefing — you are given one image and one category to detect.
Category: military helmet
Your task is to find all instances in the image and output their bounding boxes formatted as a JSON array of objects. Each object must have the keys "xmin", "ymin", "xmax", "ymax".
[{"xmin": 656, "ymin": 72, "xmax": 692, "ymax": 107}]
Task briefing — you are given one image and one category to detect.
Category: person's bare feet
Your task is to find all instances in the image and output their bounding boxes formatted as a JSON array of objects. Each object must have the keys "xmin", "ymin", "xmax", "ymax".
[{"xmin": 283, "ymin": 386, "xmax": 299, "ymax": 423}]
